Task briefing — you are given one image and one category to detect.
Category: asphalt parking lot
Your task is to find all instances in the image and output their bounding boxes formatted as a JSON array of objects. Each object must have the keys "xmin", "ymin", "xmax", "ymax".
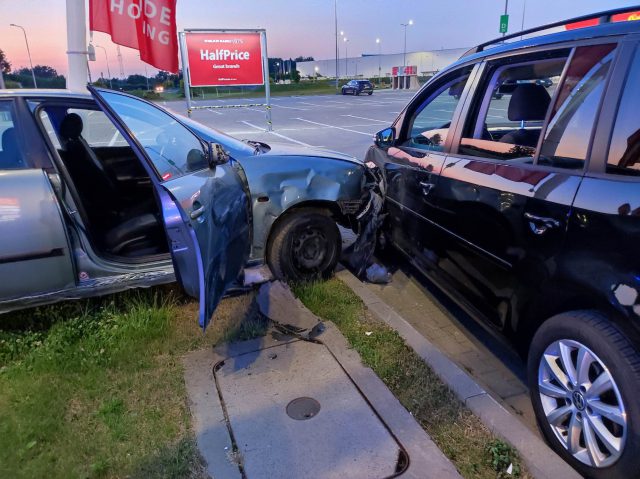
[{"xmin": 163, "ymin": 89, "xmax": 417, "ymax": 159}]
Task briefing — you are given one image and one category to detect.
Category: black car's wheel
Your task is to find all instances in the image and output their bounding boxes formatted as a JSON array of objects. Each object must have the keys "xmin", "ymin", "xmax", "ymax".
[
  {"xmin": 267, "ymin": 208, "xmax": 341, "ymax": 282},
  {"xmin": 528, "ymin": 311, "xmax": 640, "ymax": 479},
  {"xmin": 355, "ymin": 90, "xmax": 360, "ymax": 96},
  {"xmin": 341, "ymin": 89, "xmax": 346, "ymax": 95},
  {"xmin": 368, "ymin": 91, "xmax": 373, "ymax": 95}
]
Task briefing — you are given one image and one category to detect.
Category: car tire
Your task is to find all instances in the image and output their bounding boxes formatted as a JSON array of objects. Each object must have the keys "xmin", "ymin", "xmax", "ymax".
[
  {"xmin": 355, "ymin": 90, "xmax": 360, "ymax": 96},
  {"xmin": 266, "ymin": 208, "xmax": 341, "ymax": 282},
  {"xmin": 528, "ymin": 311, "xmax": 640, "ymax": 479},
  {"xmin": 368, "ymin": 92, "xmax": 373, "ymax": 95}
]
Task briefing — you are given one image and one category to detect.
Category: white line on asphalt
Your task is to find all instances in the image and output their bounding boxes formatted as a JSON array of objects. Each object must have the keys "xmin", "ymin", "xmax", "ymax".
[
  {"xmin": 341, "ymin": 114, "xmax": 389, "ymax": 123},
  {"xmin": 271, "ymin": 104, "xmax": 309, "ymax": 111},
  {"xmin": 206, "ymin": 108, "xmax": 223, "ymax": 116},
  {"xmin": 240, "ymin": 120, "xmax": 315, "ymax": 147},
  {"xmin": 294, "ymin": 118, "xmax": 373, "ymax": 136},
  {"xmin": 108, "ymin": 130, "xmax": 121, "ymax": 147}
]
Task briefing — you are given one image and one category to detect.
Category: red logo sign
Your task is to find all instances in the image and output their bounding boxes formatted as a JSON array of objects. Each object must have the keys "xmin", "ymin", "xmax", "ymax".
[
  {"xmin": 184, "ymin": 32, "xmax": 264, "ymax": 87},
  {"xmin": 89, "ymin": 0, "xmax": 178, "ymax": 72}
]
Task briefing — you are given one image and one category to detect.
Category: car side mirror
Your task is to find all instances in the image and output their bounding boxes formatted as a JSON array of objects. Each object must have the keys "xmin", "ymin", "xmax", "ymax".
[
  {"xmin": 208, "ymin": 142, "xmax": 229, "ymax": 168},
  {"xmin": 375, "ymin": 127, "xmax": 396, "ymax": 148}
]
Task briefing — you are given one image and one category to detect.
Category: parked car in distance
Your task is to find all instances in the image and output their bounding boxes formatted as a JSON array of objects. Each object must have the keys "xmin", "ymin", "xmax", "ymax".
[
  {"xmin": 366, "ymin": 8, "xmax": 640, "ymax": 479},
  {"xmin": 0, "ymin": 88, "xmax": 375, "ymax": 328},
  {"xmin": 341, "ymin": 80, "xmax": 374, "ymax": 95}
]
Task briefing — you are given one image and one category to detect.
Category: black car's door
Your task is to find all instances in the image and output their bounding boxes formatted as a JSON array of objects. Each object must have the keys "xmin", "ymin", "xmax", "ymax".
[
  {"xmin": 90, "ymin": 88, "xmax": 251, "ymax": 330},
  {"xmin": 366, "ymin": 64, "xmax": 477, "ymax": 270},
  {"xmin": 430, "ymin": 42, "xmax": 619, "ymax": 328},
  {"xmin": 563, "ymin": 38, "xmax": 640, "ymax": 325}
]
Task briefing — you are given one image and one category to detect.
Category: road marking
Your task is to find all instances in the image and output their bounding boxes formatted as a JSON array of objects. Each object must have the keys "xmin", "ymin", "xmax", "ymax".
[
  {"xmin": 341, "ymin": 114, "xmax": 389, "ymax": 123},
  {"xmin": 108, "ymin": 130, "xmax": 121, "ymax": 147},
  {"xmin": 206, "ymin": 107, "xmax": 223, "ymax": 116},
  {"xmin": 271, "ymin": 104, "xmax": 309, "ymax": 111},
  {"xmin": 241, "ymin": 120, "xmax": 314, "ymax": 147},
  {"xmin": 294, "ymin": 118, "xmax": 373, "ymax": 136}
]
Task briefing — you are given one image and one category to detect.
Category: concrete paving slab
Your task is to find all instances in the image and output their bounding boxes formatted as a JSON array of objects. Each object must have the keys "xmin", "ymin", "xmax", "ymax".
[
  {"xmin": 184, "ymin": 302, "xmax": 462, "ymax": 479},
  {"xmin": 216, "ymin": 339, "xmax": 401, "ymax": 479}
]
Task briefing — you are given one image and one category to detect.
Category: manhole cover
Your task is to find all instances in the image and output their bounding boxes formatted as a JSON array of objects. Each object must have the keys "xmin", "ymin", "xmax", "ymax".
[{"xmin": 286, "ymin": 397, "xmax": 321, "ymax": 420}]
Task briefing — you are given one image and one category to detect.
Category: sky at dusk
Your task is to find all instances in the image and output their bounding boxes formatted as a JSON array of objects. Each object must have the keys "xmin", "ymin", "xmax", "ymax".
[{"xmin": 0, "ymin": 0, "xmax": 637, "ymax": 78}]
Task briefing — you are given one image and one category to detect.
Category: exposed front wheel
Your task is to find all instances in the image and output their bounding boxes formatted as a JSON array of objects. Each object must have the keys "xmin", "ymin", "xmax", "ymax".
[
  {"xmin": 528, "ymin": 311, "xmax": 640, "ymax": 479},
  {"xmin": 267, "ymin": 208, "xmax": 341, "ymax": 282},
  {"xmin": 368, "ymin": 92, "xmax": 373, "ymax": 95}
]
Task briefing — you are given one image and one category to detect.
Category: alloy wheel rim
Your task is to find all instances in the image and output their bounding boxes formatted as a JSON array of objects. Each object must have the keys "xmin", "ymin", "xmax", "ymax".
[{"xmin": 538, "ymin": 339, "xmax": 627, "ymax": 468}]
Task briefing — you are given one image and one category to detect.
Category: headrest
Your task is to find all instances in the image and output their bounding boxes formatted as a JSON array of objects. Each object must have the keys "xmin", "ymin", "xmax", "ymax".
[
  {"xmin": 1, "ymin": 128, "xmax": 17, "ymax": 151},
  {"xmin": 60, "ymin": 113, "xmax": 84, "ymax": 140},
  {"xmin": 507, "ymin": 83, "xmax": 551, "ymax": 122}
]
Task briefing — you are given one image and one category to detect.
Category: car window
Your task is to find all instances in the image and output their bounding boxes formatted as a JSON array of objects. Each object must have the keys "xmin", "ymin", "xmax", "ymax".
[
  {"xmin": 459, "ymin": 55, "xmax": 567, "ymax": 162},
  {"xmin": 401, "ymin": 65, "xmax": 473, "ymax": 152},
  {"xmin": 38, "ymin": 111, "xmax": 62, "ymax": 150},
  {"xmin": 538, "ymin": 44, "xmax": 617, "ymax": 169},
  {"xmin": 607, "ymin": 44, "xmax": 640, "ymax": 177},
  {"xmin": 67, "ymin": 108, "xmax": 129, "ymax": 148},
  {"xmin": 0, "ymin": 101, "xmax": 26, "ymax": 170},
  {"xmin": 97, "ymin": 91, "xmax": 207, "ymax": 180}
]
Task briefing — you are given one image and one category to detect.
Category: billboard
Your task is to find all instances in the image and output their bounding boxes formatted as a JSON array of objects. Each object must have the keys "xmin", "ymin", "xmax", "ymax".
[{"xmin": 184, "ymin": 32, "xmax": 264, "ymax": 87}]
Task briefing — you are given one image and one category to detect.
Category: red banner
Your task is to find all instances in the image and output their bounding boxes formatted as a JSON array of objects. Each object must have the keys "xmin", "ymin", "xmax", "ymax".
[
  {"xmin": 89, "ymin": 0, "xmax": 178, "ymax": 73},
  {"xmin": 185, "ymin": 32, "xmax": 264, "ymax": 87},
  {"xmin": 566, "ymin": 11, "xmax": 640, "ymax": 30}
]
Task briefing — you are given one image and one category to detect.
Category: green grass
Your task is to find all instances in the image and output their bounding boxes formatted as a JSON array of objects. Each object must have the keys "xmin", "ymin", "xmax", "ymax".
[
  {"xmin": 294, "ymin": 279, "xmax": 530, "ymax": 479},
  {"xmin": 0, "ymin": 286, "xmax": 263, "ymax": 479}
]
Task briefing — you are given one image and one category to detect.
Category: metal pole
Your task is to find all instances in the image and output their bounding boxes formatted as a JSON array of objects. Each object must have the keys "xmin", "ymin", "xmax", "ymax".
[
  {"xmin": 344, "ymin": 39, "xmax": 348, "ymax": 78},
  {"xmin": 0, "ymin": 70, "xmax": 5, "ymax": 89},
  {"xmin": 503, "ymin": 0, "xmax": 509, "ymax": 37},
  {"xmin": 10, "ymin": 24, "xmax": 37, "ymax": 88},
  {"xmin": 261, "ymin": 30, "xmax": 272, "ymax": 131},
  {"xmin": 521, "ymin": 0, "xmax": 526, "ymax": 31},
  {"xmin": 178, "ymin": 32, "xmax": 193, "ymax": 117},
  {"xmin": 334, "ymin": 0, "xmax": 339, "ymax": 90},
  {"xmin": 403, "ymin": 25, "xmax": 407, "ymax": 67},
  {"xmin": 96, "ymin": 45, "xmax": 112, "ymax": 88},
  {"xmin": 376, "ymin": 38, "xmax": 381, "ymax": 82},
  {"xmin": 64, "ymin": 0, "xmax": 88, "ymax": 91}
]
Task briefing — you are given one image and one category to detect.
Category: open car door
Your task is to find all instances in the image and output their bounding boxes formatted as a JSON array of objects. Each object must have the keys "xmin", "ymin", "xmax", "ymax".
[{"xmin": 89, "ymin": 87, "xmax": 251, "ymax": 330}]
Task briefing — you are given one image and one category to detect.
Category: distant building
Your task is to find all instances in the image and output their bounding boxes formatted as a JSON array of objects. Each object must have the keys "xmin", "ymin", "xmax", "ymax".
[{"xmin": 296, "ymin": 48, "xmax": 469, "ymax": 80}]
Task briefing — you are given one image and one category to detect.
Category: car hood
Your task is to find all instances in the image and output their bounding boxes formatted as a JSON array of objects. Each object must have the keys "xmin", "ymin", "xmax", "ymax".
[{"xmin": 252, "ymin": 142, "xmax": 362, "ymax": 165}]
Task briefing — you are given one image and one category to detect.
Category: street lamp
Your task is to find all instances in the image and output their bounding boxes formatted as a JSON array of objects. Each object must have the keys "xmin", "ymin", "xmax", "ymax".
[
  {"xmin": 314, "ymin": 66, "xmax": 319, "ymax": 81},
  {"xmin": 376, "ymin": 38, "xmax": 382, "ymax": 82},
  {"xmin": 275, "ymin": 62, "xmax": 279, "ymax": 82},
  {"xmin": 343, "ymin": 37, "xmax": 349, "ymax": 78},
  {"xmin": 138, "ymin": 55, "xmax": 150, "ymax": 91},
  {"xmin": 401, "ymin": 19, "xmax": 413, "ymax": 68},
  {"xmin": 10, "ymin": 23, "xmax": 37, "ymax": 88},
  {"xmin": 95, "ymin": 45, "xmax": 112, "ymax": 89}
]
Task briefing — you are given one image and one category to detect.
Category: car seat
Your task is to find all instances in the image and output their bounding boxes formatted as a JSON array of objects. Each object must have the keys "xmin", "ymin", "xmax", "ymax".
[
  {"xmin": 499, "ymin": 83, "xmax": 551, "ymax": 148},
  {"xmin": 0, "ymin": 128, "xmax": 25, "ymax": 169}
]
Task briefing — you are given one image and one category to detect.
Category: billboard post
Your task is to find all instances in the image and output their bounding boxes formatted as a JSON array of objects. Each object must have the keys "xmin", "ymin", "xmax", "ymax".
[{"xmin": 180, "ymin": 29, "xmax": 271, "ymax": 130}]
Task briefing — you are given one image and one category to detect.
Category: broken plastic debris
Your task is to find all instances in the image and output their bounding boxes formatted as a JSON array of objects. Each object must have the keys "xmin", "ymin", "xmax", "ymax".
[
  {"xmin": 244, "ymin": 264, "xmax": 274, "ymax": 286},
  {"xmin": 365, "ymin": 331, "xmax": 373, "ymax": 336},
  {"xmin": 365, "ymin": 263, "xmax": 391, "ymax": 284},
  {"xmin": 506, "ymin": 463, "xmax": 513, "ymax": 475}
]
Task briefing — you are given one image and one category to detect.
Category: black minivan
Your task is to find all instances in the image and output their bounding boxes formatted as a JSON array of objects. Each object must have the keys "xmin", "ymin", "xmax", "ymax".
[{"xmin": 366, "ymin": 8, "xmax": 640, "ymax": 479}]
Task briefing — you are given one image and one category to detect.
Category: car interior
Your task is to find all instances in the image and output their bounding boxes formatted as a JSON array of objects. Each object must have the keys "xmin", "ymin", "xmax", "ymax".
[
  {"xmin": 458, "ymin": 56, "xmax": 568, "ymax": 162},
  {"xmin": 37, "ymin": 104, "xmax": 169, "ymax": 260}
]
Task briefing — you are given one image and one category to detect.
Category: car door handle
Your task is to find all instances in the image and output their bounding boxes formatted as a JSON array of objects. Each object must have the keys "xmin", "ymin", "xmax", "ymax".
[
  {"xmin": 524, "ymin": 212, "xmax": 560, "ymax": 235},
  {"xmin": 419, "ymin": 181, "xmax": 435, "ymax": 196},
  {"xmin": 190, "ymin": 205, "xmax": 206, "ymax": 220}
]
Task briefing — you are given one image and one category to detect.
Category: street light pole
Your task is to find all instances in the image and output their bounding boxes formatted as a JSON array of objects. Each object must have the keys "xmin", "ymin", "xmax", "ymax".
[
  {"xmin": 503, "ymin": 0, "xmax": 509, "ymax": 38},
  {"xmin": 10, "ymin": 24, "xmax": 37, "ymax": 88},
  {"xmin": 343, "ymin": 37, "xmax": 349, "ymax": 78},
  {"xmin": 376, "ymin": 38, "xmax": 381, "ymax": 82},
  {"xmin": 401, "ymin": 20, "xmax": 413, "ymax": 68},
  {"xmin": 334, "ymin": 0, "xmax": 339, "ymax": 90},
  {"xmin": 95, "ymin": 45, "xmax": 112, "ymax": 89}
]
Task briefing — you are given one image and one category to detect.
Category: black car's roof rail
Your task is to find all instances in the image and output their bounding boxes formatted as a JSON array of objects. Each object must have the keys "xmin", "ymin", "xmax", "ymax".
[{"xmin": 461, "ymin": 5, "xmax": 640, "ymax": 58}]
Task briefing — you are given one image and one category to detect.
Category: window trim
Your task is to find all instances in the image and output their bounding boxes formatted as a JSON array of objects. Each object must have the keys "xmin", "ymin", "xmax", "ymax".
[
  {"xmin": 397, "ymin": 62, "xmax": 480, "ymax": 153},
  {"xmin": 591, "ymin": 36, "xmax": 640, "ymax": 178}
]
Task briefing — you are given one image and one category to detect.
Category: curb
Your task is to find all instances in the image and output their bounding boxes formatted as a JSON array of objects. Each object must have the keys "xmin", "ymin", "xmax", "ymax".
[{"xmin": 336, "ymin": 269, "xmax": 582, "ymax": 479}]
